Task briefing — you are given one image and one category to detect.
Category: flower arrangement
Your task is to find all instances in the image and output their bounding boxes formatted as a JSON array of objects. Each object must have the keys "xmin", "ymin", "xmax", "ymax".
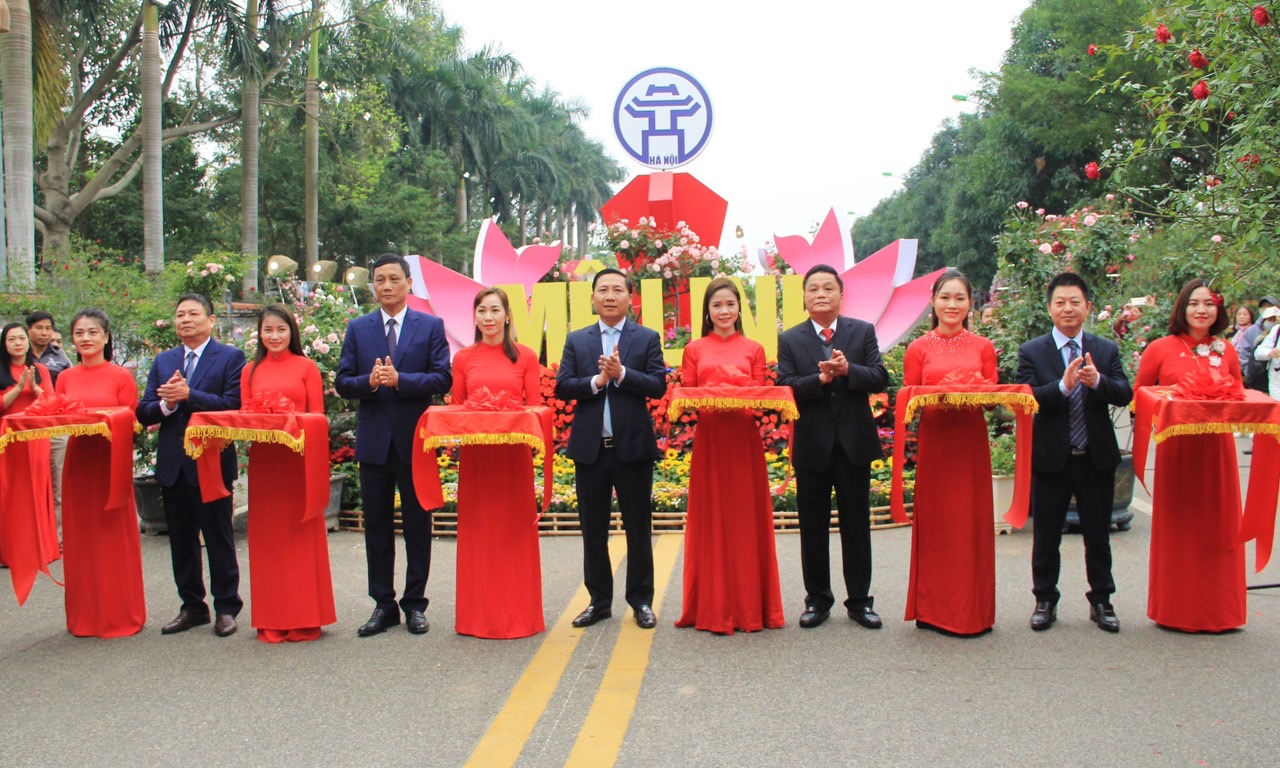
[
  {"xmin": 179, "ymin": 251, "xmax": 245, "ymax": 303},
  {"xmin": 602, "ymin": 217, "xmax": 743, "ymax": 284}
]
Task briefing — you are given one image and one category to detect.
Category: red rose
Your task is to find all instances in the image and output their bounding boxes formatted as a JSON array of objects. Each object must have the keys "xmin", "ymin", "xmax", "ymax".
[
  {"xmin": 1226, "ymin": 110, "xmax": 1236, "ymax": 121},
  {"xmin": 1188, "ymin": 49, "xmax": 1209, "ymax": 69},
  {"xmin": 1206, "ymin": 176, "xmax": 1222, "ymax": 187},
  {"xmin": 1255, "ymin": 6, "xmax": 1271, "ymax": 25},
  {"xmin": 1191, "ymin": 80, "xmax": 1210, "ymax": 100},
  {"xmin": 1051, "ymin": 241, "xmax": 1066, "ymax": 255},
  {"xmin": 1084, "ymin": 161, "xmax": 1101, "ymax": 180},
  {"xmin": 1087, "ymin": 44, "xmax": 1097, "ymax": 56},
  {"xmin": 1238, "ymin": 154, "xmax": 1261, "ymax": 167},
  {"xmin": 1156, "ymin": 23, "xmax": 1172, "ymax": 42}
]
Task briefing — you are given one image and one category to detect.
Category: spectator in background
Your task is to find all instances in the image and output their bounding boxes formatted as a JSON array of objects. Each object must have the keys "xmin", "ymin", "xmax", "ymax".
[
  {"xmin": 27, "ymin": 312, "xmax": 73, "ymax": 519},
  {"xmin": 1231, "ymin": 305, "xmax": 1260, "ymax": 383}
]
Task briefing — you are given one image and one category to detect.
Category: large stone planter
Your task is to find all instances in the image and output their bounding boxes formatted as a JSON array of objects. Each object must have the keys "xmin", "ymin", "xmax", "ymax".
[
  {"xmin": 325, "ymin": 474, "xmax": 344, "ymax": 532},
  {"xmin": 992, "ymin": 475, "xmax": 1015, "ymax": 535},
  {"xmin": 134, "ymin": 475, "xmax": 167, "ymax": 535}
]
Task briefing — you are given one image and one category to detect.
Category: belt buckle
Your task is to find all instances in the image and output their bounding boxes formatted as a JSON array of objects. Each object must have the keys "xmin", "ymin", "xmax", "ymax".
[{"xmin": 602, "ymin": 437, "xmax": 614, "ymax": 449}]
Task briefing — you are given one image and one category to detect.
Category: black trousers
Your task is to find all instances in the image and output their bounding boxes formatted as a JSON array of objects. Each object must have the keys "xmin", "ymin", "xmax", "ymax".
[
  {"xmin": 575, "ymin": 445, "xmax": 654, "ymax": 610},
  {"xmin": 1031, "ymin": 454, "xmax": 1116, "ymax": 605},
  {"xmin": 796, "ymin": 444, "xmax": 873, "ymax": 612},
  {"xmin": 162, "ymin": 479, "xmax": 242, "ymax": 617},
  {"xmin": 361, "ymin": 442, "xmax": 432, "ymax": 613}
]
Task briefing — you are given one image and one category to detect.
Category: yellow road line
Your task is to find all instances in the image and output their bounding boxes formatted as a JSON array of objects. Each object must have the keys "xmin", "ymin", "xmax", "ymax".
[
  {"xmin": 564, "ymin": 533, "xmax": 683, "ymax": 767},
  {"xmin": 464, "ymin": 535, "xmax": 628, "ymax": 768}
]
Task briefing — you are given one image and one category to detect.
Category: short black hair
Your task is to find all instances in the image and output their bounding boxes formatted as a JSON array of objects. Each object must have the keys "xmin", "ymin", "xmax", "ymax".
[
  {"xmin": 592, "ymin": 267, "xmax": 633, "ymax": 294},
  {"xmin": 26, "ymin": 311, "xmax": 56, "ymax": 330},
  {"xmin": 802, "ymin": 264, "xmax": 844, "ymax": 292},
  {"xmin": 175, "ymin": 293, "xmax": 215, "ymax": 315},
  {"xmin": 1045, "ymin": 272, "xmax": 1091, "ymax": 304},
  {"xmin": 371, "ymin": 253, "xmax": 411, "ymax": 278}
]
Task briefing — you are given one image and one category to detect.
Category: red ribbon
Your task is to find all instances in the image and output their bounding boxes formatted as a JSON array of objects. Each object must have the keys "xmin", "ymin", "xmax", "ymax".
[
  {"xmin": 241, "ymin": 391, "xmax": 299, "ymax": 414},
  {"xmin": 462, "ymin": 386, "xmax": 522, "ymax": 411},
  {"xmin": 1170, "ymin": 366, "xmax": 1245, "ymax": 401},
  {"xmin": 23, "ymin": 392, "xmax": 88, "ymax": 416}
]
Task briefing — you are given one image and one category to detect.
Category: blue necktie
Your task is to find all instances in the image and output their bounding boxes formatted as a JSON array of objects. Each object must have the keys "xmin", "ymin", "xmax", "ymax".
[
  {"xmin": 1066, "ymin": 339, "xmax": 1088, "ymax": 450},
  {"xmin": 183, "ymin": 350, "xmax": 196, "ymax": 380},
  {"xmin": 386, "ymin": 318, "xmax": 398, "ymax": 360},
  {"xmin": 602, "ymin": 327, "xmax": 616, "ymax": 438}
]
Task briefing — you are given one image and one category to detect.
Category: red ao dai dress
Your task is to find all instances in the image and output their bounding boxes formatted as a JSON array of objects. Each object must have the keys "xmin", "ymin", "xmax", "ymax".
[
  {"xmin": 240, "ymin": 352, "xmax": 337, "ymax": 642},
  {"xmin": 449, "ymin": 341, "xmax": 545, "ymax": 639},
  {"xmin": 55, "ymin": 363, "xmax": 146, "ymax": 636},
  {"xmin": 0, "ymin": 363, "xmax": 59, "ymax": 585},
  {"xmin": 902, "ymin": 329, "xmax": 999, "ymax": 635},
  {"xmin": 1135, "ymin": 334, "xmax": 1247, "ymax": 632},
  {"xmin": 675, "ymin": 332, "xmax": 786, "ymax": 634}
]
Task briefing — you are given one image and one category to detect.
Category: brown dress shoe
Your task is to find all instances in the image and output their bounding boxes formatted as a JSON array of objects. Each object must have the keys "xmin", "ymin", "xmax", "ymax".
[
  {"xmin": 161, "ymin": 609, "xmax": 211, "ymax": 635},
  {"xmin": 214, "ymin": 614, "xmax": 238, "ymax": 637}
]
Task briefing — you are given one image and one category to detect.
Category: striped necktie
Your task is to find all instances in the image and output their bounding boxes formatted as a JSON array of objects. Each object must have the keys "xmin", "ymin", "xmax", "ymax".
[{"xmin": 1066, "ymin": 339, "xmax": 1088, "ymax": 450}]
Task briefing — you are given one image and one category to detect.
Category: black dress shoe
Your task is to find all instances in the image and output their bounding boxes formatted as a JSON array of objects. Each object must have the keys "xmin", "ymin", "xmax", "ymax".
[
  {"xmin": 1030, "ymin": 601, "xmax": 1057, "ymax": 631},
  {"xmin": 571, "ymin": 605, "xmax": 612, "ymax": 628},
  {"xmin": 214, "ymin": 614, "xmax": 238, "ymax": 637},
  {"xmin": 357, "ymin": 607, "xmax": 401, "ymax": 637},
  {"xmin": 798, "ymin": 607, "xmax": 830, "ymax": 629},
  {"xmin": 848, "ymin": 606, "xmax": 883, "ymax": 629},
  {"xmin": 161, "ymin": 609, "xmax": 211, "ymax": 635},
  {"xmin": 634, "ymin": 605, "xmax": 656, "ymax": 629},
  {"xmin": 406, "ymin": 609, "xmax": 430, "ymax": 635},
  {"xmin": 1090, "ymin": 602, "xmax": 1120, "ymax": 633}
]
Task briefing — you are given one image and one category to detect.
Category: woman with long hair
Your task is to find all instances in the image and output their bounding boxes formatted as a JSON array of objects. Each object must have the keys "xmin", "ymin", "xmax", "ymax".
[
  {"xmin": 1136, "ymin": 278, "xmax": 1247, "ymax": 632},
  {"xmin": 54, "ymin": 309, "xmax": 145, "ymax": 636},
  {"xmin": 0, "ymin": 323, "xmax": 59, "ymax": 581},
  {"xmin": 674, "ymin": 277, "xmax": 785, "ymax": 634},
  {"xmin": 449, "ymin": 287, "xmax": 544, "ymax": 638},
  {"xmin": 240, "ymin": 303, "xmax": 336, "ymax": 642},
  {"xmin": 901, "ymin": 269, "xmax": 1000, "ymax": 636}
]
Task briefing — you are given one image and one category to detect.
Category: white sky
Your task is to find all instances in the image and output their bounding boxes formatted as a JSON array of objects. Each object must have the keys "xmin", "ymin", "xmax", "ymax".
[{"xmin": 435, "ymin": 0, "xmax": 1032, "ymax": 258}]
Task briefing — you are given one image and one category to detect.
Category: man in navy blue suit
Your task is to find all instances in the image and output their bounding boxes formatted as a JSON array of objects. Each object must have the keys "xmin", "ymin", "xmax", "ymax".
[
  {"xmin": 336, "ymin": 253, "xmax": 451, "ymax": 637},
  {"xmin": 139, "ymin": 294, "xmax": 246, "ymax": 638},
  {"xmin": 555, "ymin": 268, "xmax": 668, "ymax": 629},
  {"xmin": 1016, "ymin": 272, "xmax": 1132, "ymax": 633}
]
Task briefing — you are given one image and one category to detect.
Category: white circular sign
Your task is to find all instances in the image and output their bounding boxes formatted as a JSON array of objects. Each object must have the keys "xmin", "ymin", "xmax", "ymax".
[{"xmin": 613, "ymin": 67, "xmax": 713, "ymax": 170}]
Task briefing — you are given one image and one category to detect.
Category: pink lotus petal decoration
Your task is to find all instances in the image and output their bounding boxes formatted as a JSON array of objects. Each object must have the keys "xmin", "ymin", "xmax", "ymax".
[
  {"xmin": 407, "ymin": 255, "xmax": 483, "ymax": 354},
  {"xmin": 774, "ymin": 208, "xmax": 854, "ymax": 276},
  {"xmin": 775, "ymin": 211, "xmax": 941, "ymax": 351},
  {"xmin": 473, "ymin": 219, "xmax": 562, "ymax": 295}
]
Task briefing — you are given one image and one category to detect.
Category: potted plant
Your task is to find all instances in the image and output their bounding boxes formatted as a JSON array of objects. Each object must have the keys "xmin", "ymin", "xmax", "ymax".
[
  {"xmin": 134, "ymin": 423, "xmax": 167, "ymax": 535},
  {"xmin": 989, "ymin": 429, "xmax": 1018, "ymax": 534}
]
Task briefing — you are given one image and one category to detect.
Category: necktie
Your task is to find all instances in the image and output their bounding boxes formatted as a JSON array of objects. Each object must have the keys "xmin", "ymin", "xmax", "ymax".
[
  {"xmin": 1065, "ymin": 339, "xmax": 1089, "ymax": 450},
  {"xmin": 602, "ymin": 327, "xmax": 616, "ymax": 438},
  {"xmin": 183, "ymin": 350, "xmax": 196, "ymax": 380},
  {"xmin": 821, "ymin": 328, "xmax": 834, "ymax": 345},
  {"xmin": 386, "ymin": 318, "xmax": 398, "ymax": 360}
]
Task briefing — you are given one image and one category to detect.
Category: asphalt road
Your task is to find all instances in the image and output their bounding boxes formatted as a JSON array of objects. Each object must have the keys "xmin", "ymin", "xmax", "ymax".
[{"xmin": 2, "ymin": 437, "xmax": 1278, "ymax": 768}]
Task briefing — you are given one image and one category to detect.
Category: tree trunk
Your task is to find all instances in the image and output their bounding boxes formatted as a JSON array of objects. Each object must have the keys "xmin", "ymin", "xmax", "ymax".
[
  {"xmin": 0, "ymin": 98, "xmax": 7, "ymax": 273},
  {"xmin": 141, "ymin": 1, "xmax": 164, "ymax": 273},
  {"xmin": 519, "ymin": 197, "xmax": 527, "ymax": 246},
  {"xmin": 303, "ymin": 0, "xmax": 322, "ymax": 271},
  {"xmin": 455, "ymin": 173, "xmax": 467, "ymax": 230},
  {"xmin": 240, "ymin": 1, "xmax": 260, "ymax": 294},
  {"xmin": 1, "ymin": 0, "xmax": 35, "ymax": 290}
]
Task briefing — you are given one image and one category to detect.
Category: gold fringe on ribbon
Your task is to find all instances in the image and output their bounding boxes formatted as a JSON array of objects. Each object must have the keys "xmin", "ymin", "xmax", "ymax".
[
  {"xmin": 421, "ymin": 432, "xmax": 546, "ymax": 459},
  {"xmin": 668, "ymin": 398, "xmax": 800, "ymax": 422},
  {"xmin": 1154, "ymin": 422, "xmax": 1280, "ymax": 444},
  {"xmin": 184, "ymin": 426, "xmax": 305, "ymax": 458},
  {"xmin": 0, "ymin": 423, "xmax": 112, "ymax": 453},
  {"xmin": 903, "ymin": 393, "xmax": 1038, "ymax": 423}
]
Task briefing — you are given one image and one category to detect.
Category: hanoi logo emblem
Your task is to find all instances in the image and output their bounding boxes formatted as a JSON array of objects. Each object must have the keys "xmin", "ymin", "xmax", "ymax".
[{"xmin": 613, "ymin": 67, "xmax": 713, "ymax": 170}]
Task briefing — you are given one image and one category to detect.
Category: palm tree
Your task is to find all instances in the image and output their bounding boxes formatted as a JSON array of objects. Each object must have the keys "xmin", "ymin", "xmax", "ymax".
[
  {"xmin": 1, "ymin": 0, "xmax": 35, "ymax": 289},
  {"xmin": 141, "ymin": 0, "xmax": 164, "ymax": 273},
  {"xmin": 240, "ymin": 0, "xmax": 261, "ymax": 292},
  {"xmin": 303, "ymin": 0, "xmax": 322, "ymax": 269}
]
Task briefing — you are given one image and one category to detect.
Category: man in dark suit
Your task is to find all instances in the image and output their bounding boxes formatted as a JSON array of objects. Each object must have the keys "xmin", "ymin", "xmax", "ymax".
[
  {"xmin": 555, "ymin": 268, "xmax": 668, "ymax": 629},
  {"xmin": 138, "ymin": 294, "xmax": 246, "ymax": 637},
  {"xmin": 777, "ymin": 265, "xmax": 890, "ymax": 629},
  {"xmin": 1016, "ymin": 272, "xmax": 1133, "ymax": 633},
  {"xmin": 336, "ymin": 253, "xmax": 451, "ymax": 637}
]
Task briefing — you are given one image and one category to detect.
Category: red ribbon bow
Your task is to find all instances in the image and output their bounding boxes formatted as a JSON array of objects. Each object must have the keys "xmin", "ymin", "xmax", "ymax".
[
  {"xmin": 702, "ymin": 364, "xmax": 754, "ymax": 387},
  {"xmin": 23, "ymin": 392, "xmax": 88, "ymax": 416},
  {"xmin": 242, "ymin": 391, "xmax": 299, "ymax": 414},
  {"xmin": 938, "ymin": 369, "xmax": 993, "ymax": 386},
  {"xmin": 1172, "ymin": 366, "xmax": 1245, "ymax": 401},
  {"xmin": 463, "ymin": 387, "xmax": 522, "ymax": 411}
]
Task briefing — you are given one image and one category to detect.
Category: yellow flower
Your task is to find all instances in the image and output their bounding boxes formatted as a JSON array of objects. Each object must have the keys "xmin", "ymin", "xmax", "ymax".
[
  {"xmin": 870, "ymin": 460, "xmax": 886, "ymax": 471},
  {"xmin": 436, "ymin": 454, "xmax": 451, "ymax": 467},
  {"xmin": 665, "ymin": 448, "xmax": 679, "ymax": 461}
]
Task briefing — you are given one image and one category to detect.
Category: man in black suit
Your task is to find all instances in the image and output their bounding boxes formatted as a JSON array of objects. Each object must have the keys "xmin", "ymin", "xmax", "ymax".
[
  {"xmin": 555, "ymin": 268, "xmax": 668, "ymax": 629},
  {"xmin": 138, "ymin": 294, "xmax": 246, "ymax": 637},
  {"xmin": 336, "ymin": 254, "xmax": 452, "ymax": 637},
  {"xmin": 777, "ymin": 265, "xmax": 890, "ymax": 629},
  {"xmin": 1016, "ymin": 272, "xmax": 1133, "ymax": 633}
]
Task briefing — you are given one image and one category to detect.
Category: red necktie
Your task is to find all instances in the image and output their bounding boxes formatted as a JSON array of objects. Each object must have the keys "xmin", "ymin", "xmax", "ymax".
[{"xmin": 821, "ymin": 328, "xmax": 834, "ymax": 344}]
